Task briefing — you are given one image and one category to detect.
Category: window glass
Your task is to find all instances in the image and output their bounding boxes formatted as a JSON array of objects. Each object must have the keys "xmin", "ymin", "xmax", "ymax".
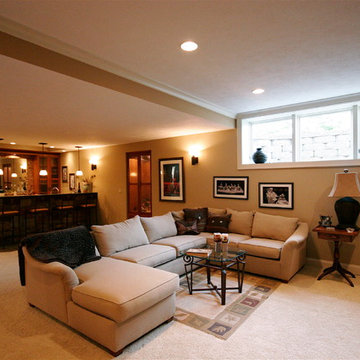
[
  {"xmin": 299, "ymin": 110, "xmax": 352, "ymax": 161},
  {"xmin": 252, "ymin": 119, "xmax": 292, "ymax": 163}
]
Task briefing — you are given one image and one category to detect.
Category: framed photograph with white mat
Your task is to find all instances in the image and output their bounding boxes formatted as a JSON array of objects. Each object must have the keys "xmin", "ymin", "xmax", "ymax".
[
  {"xmin": 213, "ymin": 176, "xmax": 248, "ymax": 200},
  {"xmin": 259, "ymin": 182, "xmax": 294, "ymax": 209}
]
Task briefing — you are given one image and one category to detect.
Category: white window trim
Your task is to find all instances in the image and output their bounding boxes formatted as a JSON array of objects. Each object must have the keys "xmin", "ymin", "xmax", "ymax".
[{"xmin": 237, "ymin": 102, "xmax": 360, "ymax": 169}]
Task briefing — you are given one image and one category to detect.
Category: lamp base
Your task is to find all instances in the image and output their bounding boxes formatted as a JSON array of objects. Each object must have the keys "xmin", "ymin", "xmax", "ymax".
[{"xmin": 334, "ymin": 196, "xmax": 360, "ymax": 231}]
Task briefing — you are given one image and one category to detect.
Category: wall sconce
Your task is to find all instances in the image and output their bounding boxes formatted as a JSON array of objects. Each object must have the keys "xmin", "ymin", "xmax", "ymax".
[
  {"xmin": 191, "ymin": 155, "xmax": 199, "ymax": 165},
  {"xmin": 89, "ymin": 156, "xmax": 99, "ymax": 171},
  {"xmin": 188, "ymin": 145, "xmax": 202, "ymax": 165}
]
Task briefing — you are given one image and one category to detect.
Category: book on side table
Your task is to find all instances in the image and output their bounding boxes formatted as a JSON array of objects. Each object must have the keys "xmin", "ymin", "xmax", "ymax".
[{"xmin": 186, "ymin": 248, "xmax": 213, "ymax": 257}]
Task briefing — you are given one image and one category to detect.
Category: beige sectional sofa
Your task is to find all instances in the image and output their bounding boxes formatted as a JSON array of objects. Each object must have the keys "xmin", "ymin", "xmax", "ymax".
[{"xmin": 22, "ymin": 208, "xmax": 308, "ymax": 355}]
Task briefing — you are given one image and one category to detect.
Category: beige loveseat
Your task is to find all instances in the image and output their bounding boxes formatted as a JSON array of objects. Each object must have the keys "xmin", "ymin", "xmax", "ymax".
[{"xmin": 91, "ymin": 209, "xmax": 309, "ymax": 282}]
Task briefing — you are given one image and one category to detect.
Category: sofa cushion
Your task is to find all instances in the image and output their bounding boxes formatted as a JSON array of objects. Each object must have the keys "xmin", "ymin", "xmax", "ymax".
[
  {"xmin": 183, "ymin": 208, "xmax": 208, "ymax": 232},
  {"xmin": 110, "ymin": 244, "xmax": 176, "ymax": 267},
  {"xmin": 91, "ymin": 215, "xmax": 149, "ymax": 256},
  {"xmin": 140, "ymin": 212, "xmax": 177, "ymax": 243},
  {"xmin": 205, "ymin": 214, "xmax": 231, "ymax": 233},
  {"xmin": 153, "ymin": 235, "xmax": 206, "ymax": 256},
  {"xmin": 206, "ymin": 233, "xmax": 251, "ymax": 250},
  {"xmin": 175, "ymin": 219, "xmax": 199, "ymax": 235},
  {"xmin": 236, "ymin": 238, "xmax": 284, "ymax": 259},
  {"xmin": 73, "ymin": 257, "xmax": 178, "ymax": 323},
  {"xmin": 226, "ymin": 209, "xmax": 254, "ymax": 236},
  {"xmin": 251, "ymin": 212, "xmax": 299, "ymax": 241}
]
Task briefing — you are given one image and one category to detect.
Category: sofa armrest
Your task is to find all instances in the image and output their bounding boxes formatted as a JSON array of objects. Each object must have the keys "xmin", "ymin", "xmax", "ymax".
[
  {"xmin": 280, "ymin": 222, "xmax": 309, "ymax": 281},
  {"xmin": 23, "ymin": 247, "xmax": 80, "ymax": 292},
  {"xmin": 283, "ymin": 222, "xmax": 309, "ymax": 250},
  {"xmin": 23, "ymin": 247, "xmax": 79, "ymax": 323}
]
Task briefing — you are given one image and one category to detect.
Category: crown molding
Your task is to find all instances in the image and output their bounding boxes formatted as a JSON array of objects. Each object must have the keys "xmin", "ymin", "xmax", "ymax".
[
  {"xmin": 0, "ymin": 16, "xmax": 235, "ymax": 119},
  {"xmin": 236, "ymin": 92, "xmax": 360, "ymax": 120}
]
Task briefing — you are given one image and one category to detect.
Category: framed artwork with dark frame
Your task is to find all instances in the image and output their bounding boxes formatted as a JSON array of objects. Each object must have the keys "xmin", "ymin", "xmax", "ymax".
[
  {"xmin": 213, "ymin": 176, "xmax": 249, "ymax": 200},
  {"xmin": 62, "ymin": 166, "xmax": 68, "ymax": 182},
  {"xmin": 69, "ymin": 173, "xmax": 75, "ymax": 191},
  {"xmin": 159, "ymin": 157, "xmax": 185, "ymax": 202},
  {"xmin": 259, "ymin": 182, "xmax": 294, "ymax": 209}
]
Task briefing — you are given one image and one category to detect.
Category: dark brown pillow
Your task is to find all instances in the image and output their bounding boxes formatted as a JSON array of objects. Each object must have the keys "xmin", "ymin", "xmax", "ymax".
[
  {"xmin": 175, "ymin": 220, "xmax": 199, "ymax": 235},
  {"xmin": 206, "ymin": 214, "xmax": 232, "ymax": 233},
  {"xmin": 183, "ymin": 208, "xmax": 208, "ymax": 232}
]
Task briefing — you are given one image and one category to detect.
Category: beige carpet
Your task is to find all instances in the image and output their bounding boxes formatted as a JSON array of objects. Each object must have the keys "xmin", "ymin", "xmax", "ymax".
[{"xmin": 1, "ymin": 249, "xmax": 360, "ymax": 360}]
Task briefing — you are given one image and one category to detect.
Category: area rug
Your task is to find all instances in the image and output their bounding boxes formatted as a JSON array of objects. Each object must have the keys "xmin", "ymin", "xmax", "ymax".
[{"xmin": 174, "ymin": 269, "xmax": 280, "ymax": 340}]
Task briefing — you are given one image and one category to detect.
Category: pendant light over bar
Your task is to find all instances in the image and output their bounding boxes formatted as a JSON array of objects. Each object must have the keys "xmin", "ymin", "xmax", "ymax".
[
  {"xmin": 75, "ymin": 146, "xmax": 83, "ymax": 177},
  {"xmin": 39, "ymin": 142, "xmax": 48, "ymax": 176}
]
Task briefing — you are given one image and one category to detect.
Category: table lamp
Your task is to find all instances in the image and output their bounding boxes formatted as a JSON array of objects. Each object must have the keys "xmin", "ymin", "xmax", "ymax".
[{"xmin": 328, "ymin": 169, "xmax": 360, "ymax": 230}]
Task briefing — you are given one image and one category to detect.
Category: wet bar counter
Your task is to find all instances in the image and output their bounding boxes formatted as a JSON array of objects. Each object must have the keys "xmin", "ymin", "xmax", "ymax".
[{"xmin": 0, "ymin": 193, "xmax": 98, "ymax": 246}]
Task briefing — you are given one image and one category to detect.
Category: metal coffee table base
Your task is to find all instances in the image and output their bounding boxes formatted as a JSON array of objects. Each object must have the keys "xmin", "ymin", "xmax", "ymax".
[{"xmin": 183, "ymin": 254, "xmax": 246, "ymax": 305}]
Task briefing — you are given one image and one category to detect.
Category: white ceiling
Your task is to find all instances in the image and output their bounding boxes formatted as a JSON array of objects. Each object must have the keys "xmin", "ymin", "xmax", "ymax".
[{"xmin": 1, "ymin": 0, "xmax": 360, "ymax": 150}]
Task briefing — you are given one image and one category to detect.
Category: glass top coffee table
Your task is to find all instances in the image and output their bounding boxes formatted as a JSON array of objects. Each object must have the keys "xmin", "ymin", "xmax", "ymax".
[{"xmin": 183, "ymin": 247, "xmax": 246, "ymax": 305}]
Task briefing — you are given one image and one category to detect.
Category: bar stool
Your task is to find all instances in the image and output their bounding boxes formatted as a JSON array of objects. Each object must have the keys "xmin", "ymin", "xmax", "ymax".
[
  {"xmin": 75, "ymin": 193, "xmax": 98, "ymax": 228},
  {"xmin": 52, "ymin": 195, "xmax": 75, "ymax": 230},
  {"xmin": 25, "ymin": 196, "xmax": 51, "ymax": 235},
  {"xmin": 0, "ymin": 197, "xmax": 21, "ymax": 246}
]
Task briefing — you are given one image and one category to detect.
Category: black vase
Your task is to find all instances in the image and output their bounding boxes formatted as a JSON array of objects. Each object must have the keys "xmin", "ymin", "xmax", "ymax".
[{"xmin": 252, "ymin": 148, "xmax": 267, "ymax": 164}]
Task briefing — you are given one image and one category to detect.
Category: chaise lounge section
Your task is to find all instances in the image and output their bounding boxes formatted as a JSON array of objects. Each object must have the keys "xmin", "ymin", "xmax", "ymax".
[{"xmin": 20, "ymin": 226, "xmax": 179, "ymax": 356}]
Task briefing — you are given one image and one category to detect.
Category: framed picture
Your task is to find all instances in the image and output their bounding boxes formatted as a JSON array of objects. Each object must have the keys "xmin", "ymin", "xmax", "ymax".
[
  {"xmin": 62, "ymin": 166, "xmax": 68, "ymax": 182},
  {"xmin": 69, "ymin": 173, "xmax": 75, "ymax": 191},
  {"xmin": 259, "ymin": 183, "xmax": 294, "ymax": 209},
  {"xmin": 213, "ymin": 176, "xmax": 249, "ymax": 200},
  {"xmin": 159, "ymin": 157, "xmax": 185, "ymax": 202}
]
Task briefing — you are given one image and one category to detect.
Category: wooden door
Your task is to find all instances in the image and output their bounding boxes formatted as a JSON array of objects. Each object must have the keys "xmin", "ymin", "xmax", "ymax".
[
  {"xmin": 34, "ymin": 154, "xmax": 61, "ymax": 194},
  {"xmin": 126, "ymin": 151, "xmax": 152, "ymax": 218}
]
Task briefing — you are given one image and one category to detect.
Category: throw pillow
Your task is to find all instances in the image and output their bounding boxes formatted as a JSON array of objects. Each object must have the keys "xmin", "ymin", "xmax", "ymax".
[
  {"xmin": 91, "ymin": 215, "xmax": 149, "ymax": 256},
  {"xmin": 226, "ymin": 208, "xmax": 254, "ymax": 235},
  {"xmin": 251, "ymin": 211, "xmax": 299, "ymax": 241},
  {"xmin": 175, "ymin": 220, "xmax": 200, "ymax": 235},
  {"xmin": 171, "ymin": 210, "xmax": 184, "ymax": 221},
  {"xmin": 140, "ymin": 212, "xmax": 177, "ymax": 242},
  {"xmin": 183, "ymin": 207, "xmax": 208, "ymax": 232},
  {"xmin": 206, "ymin": 214, "xmax": 232, "ymax": 233}
]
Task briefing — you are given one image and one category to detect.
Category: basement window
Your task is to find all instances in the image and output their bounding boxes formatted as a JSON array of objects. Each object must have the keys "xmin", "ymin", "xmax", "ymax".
[{"xmin": 238, "ymin": 103, "xmax": 360, "ymax": 169}]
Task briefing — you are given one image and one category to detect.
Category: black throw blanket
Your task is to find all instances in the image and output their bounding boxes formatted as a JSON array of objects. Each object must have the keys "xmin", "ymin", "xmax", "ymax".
[{"xmin": 18, "ymin": 226, "xmax": 101, "ymax": 286}]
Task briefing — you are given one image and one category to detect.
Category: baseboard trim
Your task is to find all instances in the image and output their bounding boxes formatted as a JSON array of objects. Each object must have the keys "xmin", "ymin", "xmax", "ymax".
[{"xmin": 306, "ymin": 257, "xmax": 360, "ymax": 275}]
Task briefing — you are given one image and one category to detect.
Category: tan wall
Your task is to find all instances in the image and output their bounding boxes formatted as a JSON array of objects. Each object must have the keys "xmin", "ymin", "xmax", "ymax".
[{"xmin": 61, "ymin": 129, "xmax": 360, "ymax": 266}]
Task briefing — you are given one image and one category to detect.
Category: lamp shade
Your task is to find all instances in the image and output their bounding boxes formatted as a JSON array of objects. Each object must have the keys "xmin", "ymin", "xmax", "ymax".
[{"xmin": 328, "ymin": 172, "xmax": 360, "ymax": 198}]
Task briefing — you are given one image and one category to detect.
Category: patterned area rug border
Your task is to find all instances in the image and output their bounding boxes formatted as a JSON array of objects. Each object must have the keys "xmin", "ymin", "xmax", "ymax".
[{"xmin": 175, "ymin": 270, "xmax": 280, "ymax": 340}]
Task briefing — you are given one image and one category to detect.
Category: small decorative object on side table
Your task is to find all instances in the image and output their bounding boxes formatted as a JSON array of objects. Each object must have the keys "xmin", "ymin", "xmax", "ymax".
[{"xmin": 313, "ymin": 226, "xmax": 358, "ymax": 287}]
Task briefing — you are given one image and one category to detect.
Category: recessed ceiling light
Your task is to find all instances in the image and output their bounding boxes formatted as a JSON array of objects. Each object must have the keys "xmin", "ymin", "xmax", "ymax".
[
  {"xmin": 252, "ymin": 88, "xmax": 265, "ymax": 95},
  {"xmin": 49, "ymin": 146, "xmax": 55, "ymax": 148},
  {"xmin": 181, "ymin": 41, "xmax": 198, "ymax": 52},
  {"xmin": 10, "ymin": 142, "xmax": 16, "ymax": 145}
]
